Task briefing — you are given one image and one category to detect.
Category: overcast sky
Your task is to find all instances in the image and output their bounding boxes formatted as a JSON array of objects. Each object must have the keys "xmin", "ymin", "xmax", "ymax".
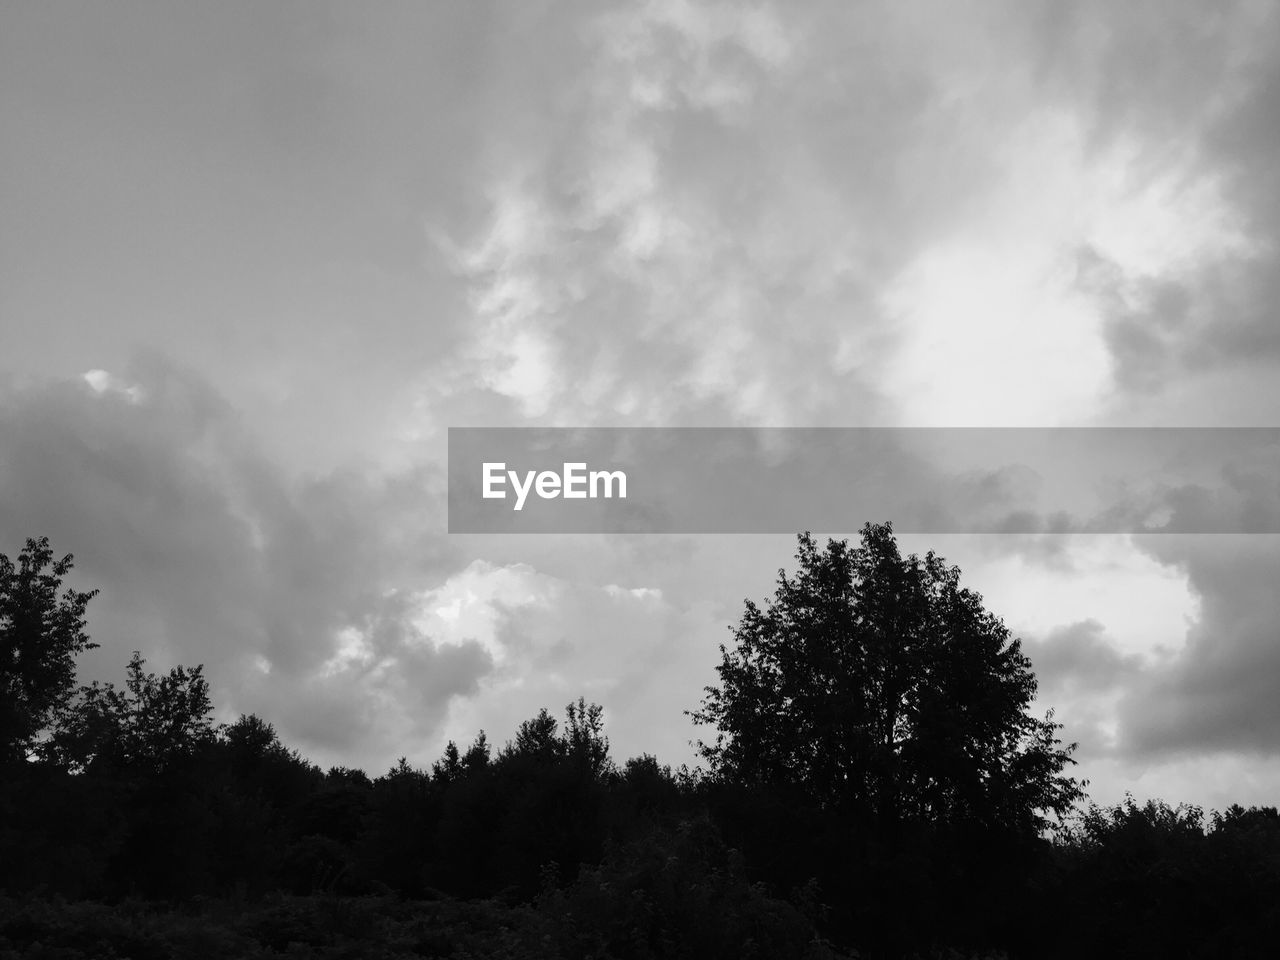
[{"xmin": 3, "ymin": 0, "xmax": 1279, "ymax": 812}]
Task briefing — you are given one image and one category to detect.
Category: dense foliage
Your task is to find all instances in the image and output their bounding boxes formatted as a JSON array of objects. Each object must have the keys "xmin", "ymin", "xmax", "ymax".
[
  {"xmin": 2, "ymin": 533, "xmax": 1278, "ymax": 959},
  {"xmin": 691, "ymin": 524, "xmax": 1084, "ymax": 834}
]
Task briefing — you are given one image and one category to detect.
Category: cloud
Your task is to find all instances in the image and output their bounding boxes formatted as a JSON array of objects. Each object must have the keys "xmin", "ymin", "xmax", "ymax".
[
  {"xmin": 82, "ymin": 369, "xmax": 146, "ymax": 404},
  {"xmin": 903, "ymin": 533, "xmax": 1197, "ymax": 776},
  {"xmin": 1027, "ymin": 0, "xmax": 1280, "ymax": 403},
  {"xmin": 1024, "ymin": 618, "xmax": 1145, "ymax": 698},
  {"xmin": 6, "ymin": 0, "xmax": 1280, "ymax": 812},
  {"xmin": 1117, "ymin": 535, "xmax": 1280, "ymax": 759},
  {"xmin": 0, "ymin": 364, "xmax": 750, "ymax": 771},
  {"xmin": 409, "ymin": 0, "xmax": 1280, "ymax": 441},
  {"xmin": 410, "ymin": 555, "xmax": 724, "ymax": 767},
  {"xmin": 0, "ymin": 362, "xmax": 488, "ymax": 767},
  {"xmin": 422, "ymin": 1, "xmax": 953, "ymax": 430}
]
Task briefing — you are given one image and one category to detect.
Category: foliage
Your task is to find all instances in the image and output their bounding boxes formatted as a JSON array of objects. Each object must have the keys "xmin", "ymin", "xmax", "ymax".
[
  {"xmin": 7, "ymin": 531, "xmax": 1280, "ymax": 957},
  {"xmin": 1026, "ymin": 795, "xmax": 1280, "ymax": 959},
  {"xmin": 41, "ymin": 651, "xmax": 216, "ymax": 773},
  {"xmin": 564, "ymin": 697, "xmax": 611, "ymax": 778},
  {"xmin": 690, "ymin": 524, "xmax": 1084, "ymax": 835},
  {"xmin": 537, "ymin": 817, "xmax": 851, "ymax": 960},
  {"xmin": 0, "ymin": 537, "xmax": 98, "ymax": 762},
  {"xmin": 0, "ymin": 894, "xmax": 561, "ymax": 960}
]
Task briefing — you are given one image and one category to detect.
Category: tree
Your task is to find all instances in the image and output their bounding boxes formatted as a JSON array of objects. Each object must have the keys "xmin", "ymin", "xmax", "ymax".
[
  {"xmin": 690, "ymin": 523, "xmax": 1084, "ymax": 834},
  {"xmin": 431, "ymin": 731, "xmax": 490, "ymax": 784},
  {"xmin": 506, "ymin": 707, "xmax": 561, "ymax": 762},
  {"xmin": 497, "ymin": 700, "xmax": 612, "ymax": 776},
  {"xmin": 0, "ymin": 536, "xmax": 99, "ymax": 762},
  {"xmin": 44, "ymin": 650, "xmax": 216, "ymax": 772},
  {"xmin": 564, "ymin": 697, "xmax": 611, "ymax": 778}
]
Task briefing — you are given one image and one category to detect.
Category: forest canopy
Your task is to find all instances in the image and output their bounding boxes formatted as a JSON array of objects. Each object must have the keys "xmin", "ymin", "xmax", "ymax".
[{"xmin": 3, "ymin": 531, "xmax": 1278, "ymax": 959}]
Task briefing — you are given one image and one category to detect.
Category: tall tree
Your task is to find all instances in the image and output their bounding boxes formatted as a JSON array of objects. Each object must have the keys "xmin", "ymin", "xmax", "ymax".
[
  {"xmin": 0, "ymin": 537, "xmax": 98, "ymax": 762},
  {"xmin": 690, "ymin": 523, "xmax": 1084, "ymax": 834}
]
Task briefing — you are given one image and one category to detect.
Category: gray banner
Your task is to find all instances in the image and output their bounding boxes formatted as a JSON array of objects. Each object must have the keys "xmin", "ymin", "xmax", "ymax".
[{"xmin": 447, "ymin": 428, "xmax": 1280, "ymax": 534}]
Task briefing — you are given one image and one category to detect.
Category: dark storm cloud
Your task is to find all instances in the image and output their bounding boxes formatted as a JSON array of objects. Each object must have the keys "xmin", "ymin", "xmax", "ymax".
[
  {"xmin": 1023, "ymin": 619, "xmax": 1144, "ymax": 696},
  {"xmin": 1021, "ymin": 619, "xmax": 1145, "ymax": 759},
  {"xmin": 1118, "ymin": 535, "xmax": 1280, "ymax": 758},
  {"xmin": 0, "ymin": 362, "xmax": 490, "ymax": 760}
]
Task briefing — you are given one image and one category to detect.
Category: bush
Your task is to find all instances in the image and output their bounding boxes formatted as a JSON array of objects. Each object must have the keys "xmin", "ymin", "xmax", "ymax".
[{"xmin": 537, "ymin": 816, "xmax": 851, "ymax": 960}]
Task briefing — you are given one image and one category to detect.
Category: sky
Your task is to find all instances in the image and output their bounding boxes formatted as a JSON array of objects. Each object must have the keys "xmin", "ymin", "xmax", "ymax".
[{"xmin": 2, "ymin": 0, "xmax": 1279, "ymax": 813}]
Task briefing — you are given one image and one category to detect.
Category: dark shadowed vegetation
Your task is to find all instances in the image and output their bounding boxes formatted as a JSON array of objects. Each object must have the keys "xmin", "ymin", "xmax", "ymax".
[{"xmin": 2, "ymin": 528, "xmax": 1278, "ymax": 958}]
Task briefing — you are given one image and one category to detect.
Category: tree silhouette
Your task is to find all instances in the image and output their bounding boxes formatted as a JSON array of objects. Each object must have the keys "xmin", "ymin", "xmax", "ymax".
[
  {"xmin": 564, "ymin": 696, "xmax": 610, "ymax": 778},
  {"xmin": 0, "ymin": 537, "xmax": 99, "ymax": 762},
  {"xmin": 690, "ymin": 523, "xmax": 1084, "ymax": 835},
  {"xmin": 43, "ymin": 650, "xmax": 216, "ymax": 772}
]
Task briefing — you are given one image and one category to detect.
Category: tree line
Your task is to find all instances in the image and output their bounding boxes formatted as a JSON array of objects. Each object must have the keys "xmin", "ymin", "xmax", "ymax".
[{"xmin": 2, "ymin": 529, "xmax": 1278, "ymax": 959}]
